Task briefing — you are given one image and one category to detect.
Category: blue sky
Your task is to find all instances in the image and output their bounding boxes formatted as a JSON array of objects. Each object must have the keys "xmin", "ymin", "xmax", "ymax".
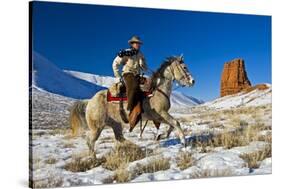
[{"xmin": 32, "ymin": 1, "xmax": 271, "ymax": 101}]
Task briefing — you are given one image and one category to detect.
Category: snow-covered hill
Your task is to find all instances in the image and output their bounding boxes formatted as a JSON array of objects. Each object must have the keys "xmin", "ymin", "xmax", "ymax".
[
  {"xmin": 199, "ymin": 84, "xmax": 272, "ymax": 110},
  {"xmin": 65, "ymin": 70, "xmax": 203, "ymax": 107},
  {"xmin": 170, "ymin": 91, "xmax": 204, "ymax": 108},
  {"xmin": 31, "ymin": 86, "xmax": 76, "ymax": 129},
  {"xmin": 32, "ymin": 52, "xmax": 106, "ymax": 99},
  {"xmin": 65, "ymin": 70, "xmax": 118, "ymax": 88}
]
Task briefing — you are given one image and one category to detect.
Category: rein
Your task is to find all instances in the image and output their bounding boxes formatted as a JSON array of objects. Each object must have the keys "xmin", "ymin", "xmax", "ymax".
[{"xmin": 156, "ymin": 88, "xmax": 170, "ymax": 102}]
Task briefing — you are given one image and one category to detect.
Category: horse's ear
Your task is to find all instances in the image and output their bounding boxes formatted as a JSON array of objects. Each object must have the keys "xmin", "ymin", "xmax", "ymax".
[{"xmin": 179, "ymin": 54, "xmax": 184, "ymax": 62}]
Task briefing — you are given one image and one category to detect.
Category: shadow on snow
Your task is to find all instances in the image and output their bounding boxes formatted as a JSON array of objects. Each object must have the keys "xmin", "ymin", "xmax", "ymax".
[{"xmin": 160, "ymin": 133, "xmax": 214, "ymax": 148}]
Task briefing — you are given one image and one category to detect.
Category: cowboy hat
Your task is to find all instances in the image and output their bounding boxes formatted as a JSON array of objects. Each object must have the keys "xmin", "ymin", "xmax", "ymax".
[{"xmin": 128, "ymin": 36, "xmax": 143, "ymax": 44}]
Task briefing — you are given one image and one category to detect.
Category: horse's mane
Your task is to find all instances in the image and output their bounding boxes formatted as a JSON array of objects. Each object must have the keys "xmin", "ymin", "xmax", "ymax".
[
  {"xmin": 151, "ymin": 56, "xmax": 178, "ymax": 79},
  {"xmin": 150, "ymin": 56, "xmax": 178, "ymax": 89}
]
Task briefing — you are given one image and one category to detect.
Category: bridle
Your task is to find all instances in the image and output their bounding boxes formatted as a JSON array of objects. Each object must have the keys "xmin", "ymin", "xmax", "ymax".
[
  {"xmin": 147, "ymin": 59, "xmax": 192, "ymax": 91},
  {"xmin": 168, "ymin": 59, "xmax": 192, "ymax": 87}
]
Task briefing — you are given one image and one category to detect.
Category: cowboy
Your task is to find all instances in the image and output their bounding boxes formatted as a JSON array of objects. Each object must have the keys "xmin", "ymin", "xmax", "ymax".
[{"xmin": 112, "ymin": 36, "xmax": 147, "ymax": 130}]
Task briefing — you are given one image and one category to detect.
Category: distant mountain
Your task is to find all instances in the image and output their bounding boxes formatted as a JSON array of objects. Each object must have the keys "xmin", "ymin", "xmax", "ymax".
[
  {"xmin": 32, "ymin": 52, "xmax": 106, "ymax": 99},
  {"xmin": 170, "ymin": 91, "xmax": 204, "ymax": 108},
  {"xmin": 65, "ymin": 70, "xmax": 204, "ymax": 107}
]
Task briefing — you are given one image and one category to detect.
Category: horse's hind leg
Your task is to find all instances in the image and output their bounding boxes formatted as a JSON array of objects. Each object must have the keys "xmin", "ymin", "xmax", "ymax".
[
  {"xmin": 111, "ymin": 122, "xmax": 126, "ymax": 142},
  {"xmin": 86, "ymin": 118, "xmax": 104, "ymax": 156},
  {"xmin": 166, "ymin": 125, "xmax": 174, "ymax": 138},
  {"xmin": 156, "ymin": 125, "xmax": 173, "ymax": 141}
]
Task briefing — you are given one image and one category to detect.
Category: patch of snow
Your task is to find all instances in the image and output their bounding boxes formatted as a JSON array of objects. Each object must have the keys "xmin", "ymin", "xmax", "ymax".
[
  {"xmin": 259, "ymin": 158, "xmax": 272, "ymax": 169},
  {"xmin": 251, "ymin": 158, "xmax": 272, "ymax": 175},
  {"xmin": 229, "ymin": 141, "xmax": 269, "ymax": 155},
  {"xmin": 63, "ymin": 167, "xmax": 114, "ymax": 186},
  {"xmin": 196, "ymin": 151, "xmax": 245, "ymax": 171}
]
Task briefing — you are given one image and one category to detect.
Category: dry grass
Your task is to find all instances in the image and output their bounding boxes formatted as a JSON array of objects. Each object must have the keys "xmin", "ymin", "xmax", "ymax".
[
  {"xmin": 32, "ymin": 130, "xmax": 48, "ymax": 138},
  {"xmin": 114, "ymin": 163, "xmax": 131, "ymax": 183},
  {"xmin": 48, "ymin": 128, "xmax": 70, "ymax": 136},
  {"xmin": 64, "ymin": 152, "xmax": 105, "ymax": 172},
  {"xmin": 183, "ymin": 104, "xmax": 271, "ymax": 153},
  {"xmin": 30, "ymin": 175, "xmax": 63, "ymax": 188},
  {"xmin": 189, "ymin": 128, "xmax": 250, "ymax": 150},
  {"xmin": 44, "ymin": 157, "xmax": 58, "ymax": 164},
  {"xmin": 251, "ymin": 122, "xmax": 271, "ymax": 131},
  {"xmin": 103, "ymin": 141, "xmax": 146, "ymax": 171},
  {"xmin": 61, "ymin": 142, "xmax": 75, "ymax": 148},
  {"xmin": 211, "ymin": 121, "xmax": 271, "ymax": 149},
  {"xmin": 244, "ymin": 122, "xmax": 271, "ymax": 142},
  {"xmin": 239, "ymin": 144, "xmax": 272, "ymax": 169},
  {"xmin": 31, "ymin": 157, "xmax": 42, "ymax": 170},
  {"xmin": 257, "ymin": 134, "xmax": 272, "ymax": 143},
  {"xmin": 176, "ymin": 152, "xmax": 194, "ymax": 170},
  {"xmin": 209, "ymin": 122, "xmax": 224, "ymax": 129},
  {"xmin": 239, "ymin": 120, "xmax": 249, "ymax": 127},
  {"xmin": 114, "ymin": 155, "xmax": 170, "ymax": 183},
  {"xmin": 199, "ymin": 145, "xmax": 214, "ymax": 153},
  {"xmin": 212, "ymin": 129, "xmax": 249, "ymax": 149},
  {"xmin": 140, "ymin": 157, "xmax": 170, "ymax": 173},
  {"xmin": 192, "ymin": 121, "xmax": 271, "ymax": 151},
  {"xmin": 188, "ymin": 104, "xmax": 271, "ymax": 152}
]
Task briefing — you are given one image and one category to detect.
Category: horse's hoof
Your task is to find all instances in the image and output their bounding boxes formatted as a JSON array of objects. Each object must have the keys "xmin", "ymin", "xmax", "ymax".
[
  {"xmin": 155, "ymin": 134, "xmax": 162, "ymax": 141},
  {"xmin": 181, "ymin": 140, "xmax": 187, "ymax": 148},
  {"xmin": 181, "ymin": 143, "xmax": 187, "ymax": 148}
]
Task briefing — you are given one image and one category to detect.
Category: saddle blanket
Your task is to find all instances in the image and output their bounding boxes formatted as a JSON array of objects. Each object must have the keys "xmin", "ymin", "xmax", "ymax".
[{"xmin": 107, "ymin": 90, "xmax": 152, "ymax": 102}]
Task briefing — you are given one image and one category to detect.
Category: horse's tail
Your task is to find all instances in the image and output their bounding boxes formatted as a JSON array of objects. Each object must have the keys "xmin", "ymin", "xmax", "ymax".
[{"xmin": 69, "ymin": 100, "xmax": 89, "ymax": 137}]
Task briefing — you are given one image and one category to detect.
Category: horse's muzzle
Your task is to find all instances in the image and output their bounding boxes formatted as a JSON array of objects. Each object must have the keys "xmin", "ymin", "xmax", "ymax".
[{"xmin": 191, "ymin": 79, "xmax": 195, "ymax": 86}]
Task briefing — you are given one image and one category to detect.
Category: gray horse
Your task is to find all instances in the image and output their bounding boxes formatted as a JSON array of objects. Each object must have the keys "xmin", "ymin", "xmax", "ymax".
[{"xmin": 70, "ymin": 55, "xmax": 195, "ymax": 155}]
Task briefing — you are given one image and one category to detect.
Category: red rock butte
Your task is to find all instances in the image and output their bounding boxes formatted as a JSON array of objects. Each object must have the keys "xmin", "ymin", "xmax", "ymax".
[{"xmin": 220, "ymin": 58, "xmax": 252, "ymax": 97}]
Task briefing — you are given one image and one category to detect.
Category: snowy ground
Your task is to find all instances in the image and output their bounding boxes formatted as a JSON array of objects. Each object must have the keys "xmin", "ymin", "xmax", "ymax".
[{"xmin": 30, "ymin": 86, "xmax": 272, "ymax": 188}]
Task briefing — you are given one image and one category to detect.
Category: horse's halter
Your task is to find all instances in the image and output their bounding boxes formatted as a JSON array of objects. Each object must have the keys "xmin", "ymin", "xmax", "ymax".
[{"xmin": 168, "ymin": 59, "xmax": 193, "ymax": 87}]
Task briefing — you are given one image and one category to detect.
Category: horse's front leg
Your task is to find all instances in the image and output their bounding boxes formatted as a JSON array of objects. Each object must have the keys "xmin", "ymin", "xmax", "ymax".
[{"xmin": 159, "ymin": 111, "xmax": 186, "ymax": 147}]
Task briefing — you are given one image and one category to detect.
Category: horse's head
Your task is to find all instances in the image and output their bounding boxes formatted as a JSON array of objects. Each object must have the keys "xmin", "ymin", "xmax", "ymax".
[{"xmin": 165, "ymin": 55, "xmax": 195, "ymax": 87}]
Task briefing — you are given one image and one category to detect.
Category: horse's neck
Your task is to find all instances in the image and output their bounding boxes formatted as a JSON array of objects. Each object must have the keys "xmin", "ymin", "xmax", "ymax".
[{"xmin": 155, "ymin": 77, "xmax": 173, "ymax": 98}]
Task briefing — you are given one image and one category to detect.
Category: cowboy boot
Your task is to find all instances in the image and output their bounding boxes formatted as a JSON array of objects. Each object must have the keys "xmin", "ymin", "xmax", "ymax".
[{"xmin": 129, "ymin": 102, "xmax": 142, "ymax": 132}]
